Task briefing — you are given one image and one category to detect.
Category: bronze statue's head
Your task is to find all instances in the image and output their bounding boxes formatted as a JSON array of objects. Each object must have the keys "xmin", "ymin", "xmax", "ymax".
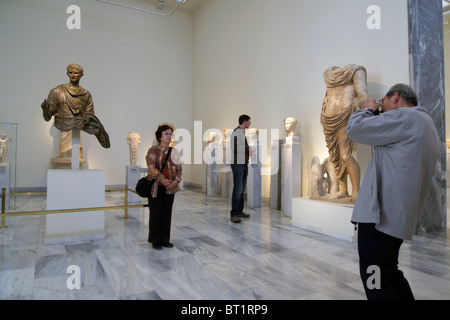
[
  {"xmin": 67, "ymin": 64, "xmax": 83, "ymax": 73},
  {"xmin": 66, "ymin": 64, "xmax": 84, "ymax": 84}
]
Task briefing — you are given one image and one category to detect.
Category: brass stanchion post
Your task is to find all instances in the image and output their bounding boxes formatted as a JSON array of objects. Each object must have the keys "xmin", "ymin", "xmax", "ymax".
[
  {"xmin": 1, "ymin": 188, "xmax": 6, "ymax": 229},
  {"xmin": 124, "ymin": 184, "xmax": 129, "ymax": 219}
]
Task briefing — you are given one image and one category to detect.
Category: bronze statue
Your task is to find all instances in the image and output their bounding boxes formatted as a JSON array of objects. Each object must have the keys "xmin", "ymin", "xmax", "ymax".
[
  {"xmin": 320, "ymin": 64, "xmax": 368, "ymax": 202},
  {"xmin": 41, "ymin": 64, "xmax": 110, "ymax": 150}
]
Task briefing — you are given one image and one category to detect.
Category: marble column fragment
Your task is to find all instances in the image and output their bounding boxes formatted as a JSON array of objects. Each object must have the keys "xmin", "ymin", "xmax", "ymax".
[{"xmin": 408, "ymin": 0, "xmax": 447, "ymax": 232}]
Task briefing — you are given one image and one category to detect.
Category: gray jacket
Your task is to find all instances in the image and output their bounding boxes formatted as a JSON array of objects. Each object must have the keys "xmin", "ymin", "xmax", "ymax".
[{"xmin": 346, "ymin": 107, "xmax": 439, "ymax": 240}]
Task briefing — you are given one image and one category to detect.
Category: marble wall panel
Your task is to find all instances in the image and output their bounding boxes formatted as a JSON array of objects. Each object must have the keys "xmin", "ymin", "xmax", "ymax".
[{"xmin": 408, "ymin": 0, "xmax": 447, "ymax": 232}]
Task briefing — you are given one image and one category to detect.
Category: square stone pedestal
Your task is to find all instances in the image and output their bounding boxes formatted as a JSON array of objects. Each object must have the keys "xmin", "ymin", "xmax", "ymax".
[
  {"xmin": 126, "ymin": 165, "xmax": 145, "ymax": 203},
  {"xmin": 281, "ymin": 137, "xmax": 301, "ymax": 217},
  {"xmin": 291, "ymin": 197, "xmax": 356, "ymax": 242},
  {"xmin": 44, "ymin": 169, "xmax": 106, "ymax": 244},
  {"xmin": 0, "ymin": 163, "xmax": 11, "ymax": 210}
]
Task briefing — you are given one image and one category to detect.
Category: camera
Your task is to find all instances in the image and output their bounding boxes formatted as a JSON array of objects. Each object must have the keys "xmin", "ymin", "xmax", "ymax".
[{"xmin": 373, "ymin": 103, "xmax": 383, "ymax": 115}]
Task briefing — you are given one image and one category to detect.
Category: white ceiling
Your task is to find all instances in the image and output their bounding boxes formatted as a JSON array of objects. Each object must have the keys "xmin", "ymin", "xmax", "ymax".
[
  {"xmin": 139, "ymin": 0, "xmax": 207, "ymax": 13},
  {"xmin": 96, "ymin": 0, "xmax": 207, "ymax": 15},
  {"xmin": 178, "ymin": 0, "xmax": 207, "ymax": 13}
]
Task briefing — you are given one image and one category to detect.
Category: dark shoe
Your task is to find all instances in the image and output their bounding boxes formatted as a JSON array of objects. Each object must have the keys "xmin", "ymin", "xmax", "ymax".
[
  {"xmin": 230, "ymin": 216, "xmax": 241, "ymax": 223},
  {"xmin": 162, "ymin": 243, "xmax": 174, "ymax": 248},
  {"xmin": 239, "ymin": 212, "xmax": 250, "ymax": 218},
  {"xmin": 152, "ymin": 243, "xmax": 162, "ymax": 250}
]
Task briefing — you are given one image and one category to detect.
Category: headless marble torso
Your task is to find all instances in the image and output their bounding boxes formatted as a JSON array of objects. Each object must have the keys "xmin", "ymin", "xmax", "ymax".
[
  {"xmin": 321, "ymin": 65, "xmax": 368, "ymax": 201},
  {"xmin": 322, "ymin": 66, "xmax": 367, "ymax": 117}
]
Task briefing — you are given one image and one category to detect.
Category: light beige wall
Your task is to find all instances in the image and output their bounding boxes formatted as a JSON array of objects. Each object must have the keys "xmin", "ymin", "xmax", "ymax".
[
  {"xmin": 192, "ymin": 0, "xmax": 409, "ymax": 197},
  {"xmin": 0, "ymin": 0, "xmax": 193, "ymax": 188}
]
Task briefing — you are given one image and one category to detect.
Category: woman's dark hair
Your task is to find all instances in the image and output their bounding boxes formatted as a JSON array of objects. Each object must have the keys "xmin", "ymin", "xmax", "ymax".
[{"xmin": 155, "ymin": 124, "xmax": 173, "ymax": 142}]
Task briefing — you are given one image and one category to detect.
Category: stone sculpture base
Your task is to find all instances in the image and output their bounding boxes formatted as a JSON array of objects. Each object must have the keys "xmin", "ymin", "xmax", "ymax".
[
  {"xmin": 269, "ymin": 139, "xmax": 283, "ymax": 210},
  {"xmin": 51, "ymin": 157, "xmax": 86, "ymax": 169},
  {"xmin": 204, "ymin": 163, "xmax": 221, "ymax": 196},
  {"xmin": 309, "ymin": 195, "xmax": 355, "ymax": 205},
  {"xmin": 220, "ymin": 166, "xmax": 233, "ymax": 199},
  {"xmin": 247, "ymin": 142, "xmax": 261, "ymax": 208},
  {"xmin": 126, "ymin": 165, "xmax": 146, "ymax": 203},
  {"xmin": 44, "ymin": 169, "xmax": 106, "ymax": 244},
  {"xmin": 0, "ymin": 163, "xmax": 10, "ymax": 210},
  {"xmin": 281, "ymin": 137, "xmax": 301, "ymax": 217},
  {"xmin": 291, "ymin": 197, "xmax": 356, "ymax": 242},
  {"xmin": 51, "ymin": 129, "xmax": 86, "ymax": 169}
]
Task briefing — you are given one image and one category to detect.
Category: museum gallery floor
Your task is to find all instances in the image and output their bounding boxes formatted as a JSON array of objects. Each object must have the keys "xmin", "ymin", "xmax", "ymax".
[{"xmin": 0, "ymin": 188, "xmax": 449, "ymax": 300}]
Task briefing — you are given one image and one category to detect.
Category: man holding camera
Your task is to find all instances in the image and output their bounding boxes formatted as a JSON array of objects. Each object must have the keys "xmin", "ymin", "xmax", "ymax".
[{"xmin": 346, "ymin": 83, "xmax": 439, "ymax": 299}]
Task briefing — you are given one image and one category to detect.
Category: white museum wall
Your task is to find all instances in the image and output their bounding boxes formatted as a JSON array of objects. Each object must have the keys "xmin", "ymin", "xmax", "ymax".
[
  {"xmin": 191, "ymin": 0, "xmax": 409, "ymax": 198},
  {"xmin": 0, "ymin": 0, "xmax": 193, "ymax": 189}
]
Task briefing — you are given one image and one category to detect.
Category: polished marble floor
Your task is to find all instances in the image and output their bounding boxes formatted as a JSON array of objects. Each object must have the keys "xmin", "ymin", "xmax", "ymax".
[{"xmin": 0, "ymin": 187, "xmax": 449, "ymax": 300}]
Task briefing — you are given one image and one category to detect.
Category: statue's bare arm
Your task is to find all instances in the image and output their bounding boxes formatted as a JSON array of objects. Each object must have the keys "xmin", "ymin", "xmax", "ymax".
[{"xmin": 353, "ymin": 69, "xmax": 368, "ymax": 105}]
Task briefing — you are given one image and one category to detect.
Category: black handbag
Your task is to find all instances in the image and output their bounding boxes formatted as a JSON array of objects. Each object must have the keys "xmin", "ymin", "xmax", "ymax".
[{"xmin": 135, "ymin": 147, "xmax": 172, "ymax": 197}]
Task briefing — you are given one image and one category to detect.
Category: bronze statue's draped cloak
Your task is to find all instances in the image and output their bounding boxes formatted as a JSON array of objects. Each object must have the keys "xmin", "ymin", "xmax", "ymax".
[
  {"xmin": 321, "ymin": 65, "xmax": 366, "ymax": 179},
  {"xmin": 45, "ymin": 84, "xmax": 94, "ymax": 132}
]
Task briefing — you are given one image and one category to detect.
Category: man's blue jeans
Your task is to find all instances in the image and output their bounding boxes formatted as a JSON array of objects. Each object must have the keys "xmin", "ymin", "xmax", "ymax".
[{"xmin": 230, "ymin": 164, "xmax": 248, "ymax": 216}]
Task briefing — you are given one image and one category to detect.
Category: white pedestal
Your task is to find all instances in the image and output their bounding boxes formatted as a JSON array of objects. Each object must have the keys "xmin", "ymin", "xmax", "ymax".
[
  {"xmin": 221, "ymin": 146, "xmax": 233, "ymax": 199},
  {"xmin": 219, "ymin": 165, "xmax": 233, "ymax": 199},
  {"xmin": 44, "ymin": 169, "xmax": 106, "ymax": 244},
  {"xmin": 281, "ymin": 137, "xmax": 301, "ymax": 217},
  {"xmin": 126, "ymin": 165, "xmax": 144, "ymax": 203},
  {"xmin": 207, "ymin": 163, "xmax": 221, "ymax": 196},
  {"xmin": 247, "ymin": 143, "xmax": 261, "ymax": 208},
  {"xmin": 71, "ymin": 129, "xmax": 80, "ymax": 170},
  {"xmin": 270, "ymin": 139, "xmax": 283, "ymax": 210},
  {"xmin": 0, "ymin": 163, "xmax": 10, "ymax": 210},
  {"xmin": 291, "ymin": 197, "xmax": 356, "ymax": 242},
  {"xmin": 203, "ymin": 143, "xmax": 221, "ymax": 196}
]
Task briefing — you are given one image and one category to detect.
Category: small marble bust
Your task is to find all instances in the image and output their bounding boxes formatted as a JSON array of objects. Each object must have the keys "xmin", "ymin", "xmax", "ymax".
[
  {"xmin": 206, "ymin": 131, "xmax": 217, "ymax": 145},
  {"xmin": 284, "ymin": 117, "xmax": 297, "ymax": 137}
]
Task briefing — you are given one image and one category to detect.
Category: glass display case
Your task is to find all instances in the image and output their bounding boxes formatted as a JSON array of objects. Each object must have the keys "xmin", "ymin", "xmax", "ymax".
[{"xmin": 0, "ymin": 122, "xmax": 18, "ymax": 209}]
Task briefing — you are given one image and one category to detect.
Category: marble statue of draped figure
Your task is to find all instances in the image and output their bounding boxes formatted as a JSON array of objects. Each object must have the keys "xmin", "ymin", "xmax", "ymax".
[{"xmin": 320, "ymin": 64, "xmax": 368, "ymax": 202}]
